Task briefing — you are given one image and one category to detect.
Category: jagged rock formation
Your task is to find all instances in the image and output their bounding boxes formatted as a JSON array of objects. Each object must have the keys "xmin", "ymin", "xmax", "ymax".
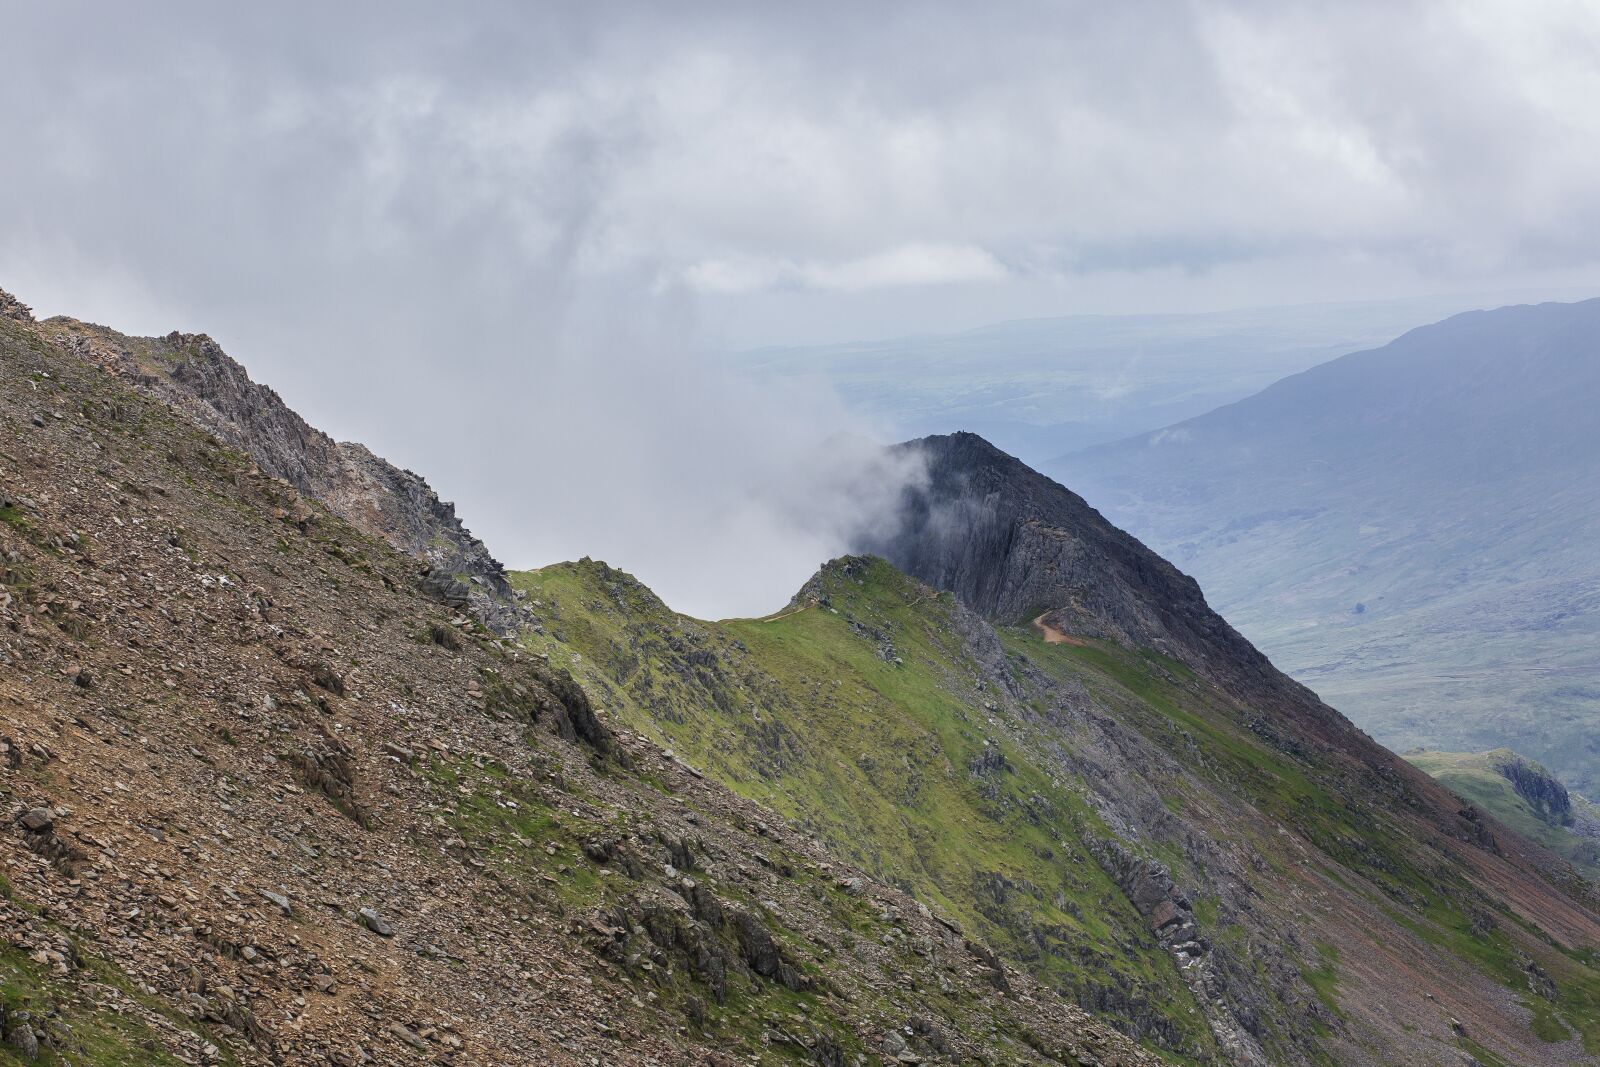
[
  {"xmin": 1087, "ymin": 839, "xmax": 1269, "ymax": 1066},
  {"xmin": 33, "ymin": 314, "xmax": 523, "ymax": 633}
]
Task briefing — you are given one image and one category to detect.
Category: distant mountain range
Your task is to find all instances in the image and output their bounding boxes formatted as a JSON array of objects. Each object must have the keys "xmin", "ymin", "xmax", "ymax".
[
  {"xmin": 1053, "ymin": 298, "xmax": 1600, "ymax": 794},
  {"xmin": 733, "ymin": 289, "xmax": 1600, "ymax": 463}
]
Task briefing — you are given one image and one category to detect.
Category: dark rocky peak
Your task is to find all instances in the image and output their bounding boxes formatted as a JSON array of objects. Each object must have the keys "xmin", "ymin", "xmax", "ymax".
[
  {"xmin": 0, "ymin": 287, "xmax": 34, "ymax": 323},
  {"xmin": 858, "ymin": 432, "xmax": 1289, "ymax": 694},
  {"xmin": 158, "ymin": 331, "xmax": 344, "ymax": 491}
]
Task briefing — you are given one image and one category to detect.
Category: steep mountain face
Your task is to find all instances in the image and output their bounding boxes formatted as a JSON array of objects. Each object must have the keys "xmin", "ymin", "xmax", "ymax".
[
  {"xmin": 856, "ymin": 432, "xmax": 1306, "ymax": 708},
  {"xmin": 0, "ymin": 295, "xmax": 1164, "ymax": 1066},
  {"xmin": 1049, "ymin": 299, "xmax": 1600, "ymax": 794},
  {"xmin": 514, "ymin": 442, "xmax": 1600, "ymax": 1066},
  {"xmin": 33, "ymin": 311, "xmax": 523, "ymax": 633}
]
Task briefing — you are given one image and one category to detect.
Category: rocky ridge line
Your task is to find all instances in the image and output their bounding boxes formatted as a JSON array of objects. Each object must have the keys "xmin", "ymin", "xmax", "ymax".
[{"xmin": 25, "ymin": 302, "xmax": 523, "ymax": 633}]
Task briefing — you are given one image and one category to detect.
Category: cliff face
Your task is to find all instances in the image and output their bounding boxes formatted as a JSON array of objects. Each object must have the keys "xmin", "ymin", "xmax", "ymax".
[{"xmin": 33, "ymin": 315, "xmax": 523, "ymax": 633}]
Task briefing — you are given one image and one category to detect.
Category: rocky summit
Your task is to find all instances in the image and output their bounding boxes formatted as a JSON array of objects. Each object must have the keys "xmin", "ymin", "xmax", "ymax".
[{"xmin": 2, "ymin": 286, "xmax": 1600, "ymax": 1067}]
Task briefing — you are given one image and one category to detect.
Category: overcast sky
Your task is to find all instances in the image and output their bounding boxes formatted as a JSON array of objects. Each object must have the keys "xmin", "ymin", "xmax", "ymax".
[{"xmin": 5, "ymin": 1, "xmax": 1600, "ymax": 614}]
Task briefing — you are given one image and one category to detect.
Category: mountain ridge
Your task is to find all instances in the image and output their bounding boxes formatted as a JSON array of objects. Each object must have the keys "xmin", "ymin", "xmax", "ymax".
[
  {"xmin": 30, "ymin": 306, "xmax": 525, "ymax": 633},
  {"xmin": 0, "ymin": 286, "xmax": 1169, "ymax": 1065},
  {"xmin": 515, "ymin": 430, "xmax": 1600, "ymax": 1064}
]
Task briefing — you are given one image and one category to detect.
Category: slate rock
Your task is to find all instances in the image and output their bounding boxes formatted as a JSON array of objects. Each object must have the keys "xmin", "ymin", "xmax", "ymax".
[
  {"xmin": 358, "ymin": 907, "xmax": 395, "ymax": 937},
  {"xmin": 5, "ymin": 1021, "xmax": 38, "ymax": 1059}
]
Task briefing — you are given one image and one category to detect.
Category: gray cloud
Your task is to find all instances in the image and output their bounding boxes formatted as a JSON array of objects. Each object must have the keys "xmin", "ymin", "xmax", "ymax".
[{"xmin": 2, "ymin": 1, "xmax": 1598, "ymax": 612}]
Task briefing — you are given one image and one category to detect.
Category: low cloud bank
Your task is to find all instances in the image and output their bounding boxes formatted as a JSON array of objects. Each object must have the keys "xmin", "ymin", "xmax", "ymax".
[{"xmin": 425, "ymin": 290, "xmax": 929, "ymax": 619}]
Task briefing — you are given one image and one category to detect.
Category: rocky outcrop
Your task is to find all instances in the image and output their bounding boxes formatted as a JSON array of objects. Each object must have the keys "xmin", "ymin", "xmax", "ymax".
[
  {"xmin": 42, "ymin": 323, "xmax": 523, "ymax": 632},
  {"xmin": 0, "ymin": 287, "xmax": 33, "ymax": 323},
  {"xmin": 1488, "ymin": 749, "xmax": 1573, "ymax": 826},
  {"xmin": 1088, "ymin": 838, "xmax": 1269, "ymax": 1066}
]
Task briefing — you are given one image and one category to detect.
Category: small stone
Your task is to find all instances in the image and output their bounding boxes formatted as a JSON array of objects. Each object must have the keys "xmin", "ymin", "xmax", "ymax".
[
  {"xmin": 358, "ymin": 907, "xmax": 395, "ymax": 937},
  {"xmin": 18, "ymin": 808, "xmax": 53, "ymax": 833},
  {"xmin": 260, "ymin": 889, "xmax": 293, "ymax": 915},
  {"xmin": 388, "ymin": 1022, "xmax": 427, "ymax": 1050}
]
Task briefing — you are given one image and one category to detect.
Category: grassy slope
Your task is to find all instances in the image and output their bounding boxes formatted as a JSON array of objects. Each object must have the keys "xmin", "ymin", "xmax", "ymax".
[
  {"xmin": 512, "ymin": 556, "xmax": 1600, "ymax": 1063},
  {"xmin": 512, "ymin": 558, "xmax": 1217, "ymax": 1061},
  {"xmin": 1409, "ymin": 750, "xmax": 1600, "ymax": 877}
]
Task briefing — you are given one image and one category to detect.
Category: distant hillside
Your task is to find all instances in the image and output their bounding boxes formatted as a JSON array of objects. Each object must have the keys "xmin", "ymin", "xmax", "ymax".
[
  {"xmin": 1052, "ymin": 299, "xmax": 1600, "ymax": 794},
  {"xmin": 1410, "ymin": 749, "xmax": 1600, "ymax": 876},
  {"xmin": 734, "ymin": 290, "xmax": 1600, "ymax": 464}
]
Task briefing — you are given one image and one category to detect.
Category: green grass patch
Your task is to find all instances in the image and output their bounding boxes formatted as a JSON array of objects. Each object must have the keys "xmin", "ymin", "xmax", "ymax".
[
  {"xmin": 427, "ymin": 757, "xmax": 613, "ymax": 910},
  {"xmin": 1302, "ymin": 941, "xmax": 1343, "ymax": 1018},
  {"xmin": 1527, "ymin": 1000, "xmax": 1573, "ymax": 1043}
]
